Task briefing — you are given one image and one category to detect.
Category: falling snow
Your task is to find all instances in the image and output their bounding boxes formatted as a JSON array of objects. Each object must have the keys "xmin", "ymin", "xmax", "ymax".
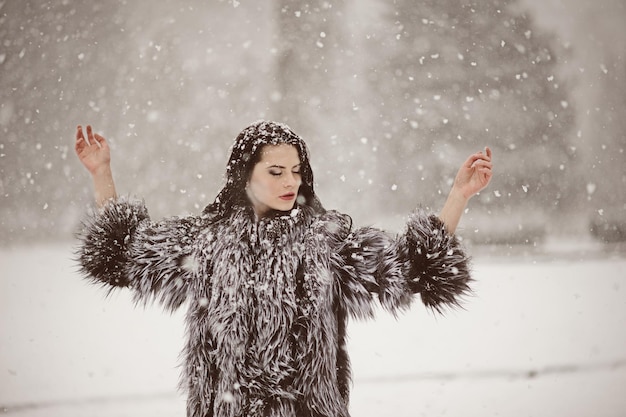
[{"xmin": 0, "ymin": 0, "xmax": 624, "ymax": 413}]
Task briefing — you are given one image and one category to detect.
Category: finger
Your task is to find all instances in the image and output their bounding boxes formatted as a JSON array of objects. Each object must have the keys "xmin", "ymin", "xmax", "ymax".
[
  {"xmin": 477, "ymin": 159, "xmax": 493, "ymax": 168},
  {"xmin": 470, "ymin": 147, "xmax": 494, "ymax": 165},
  {"xmin": 478, "ymin": 163, "xmax": 493, "ymax": 175},
  {"xmin": 75, "ymin": 126, "xmax": 88, "ymax": 152},
  {"xmin": 480, "ymin": 169, "xmax": 493, "ymax": 184},
  {"xmin": 471, "ymin": 159, "xmax": 493, "ymax": 170},
  {"xmin": 464, "ymin": 153, "xmax": 482, "ymax": 168},
  {"xmin": 76, "ymin": 125, "xmax": 86, "ymax": 143},
  {"xmin": 485, "ymin": 146, "xmax": 492, "ymax": 160},
  {"xmin": 478, "ymin": 166, "xmax": 492, "ymax": 177},
  {"xmin": 93, "ymin": 133, "xmax": 107, "ymax": 148},
  {"xmin": 468, "ymin": 153, "xmax": 487, "ymax": 168},
  {"xmin": 86, "ymin": 125, "xmax": 95, "ymax": 145}
]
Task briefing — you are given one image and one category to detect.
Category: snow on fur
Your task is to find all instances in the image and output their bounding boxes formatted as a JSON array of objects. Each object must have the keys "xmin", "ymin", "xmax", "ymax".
[
  {"xmin": 403, "ymin": 209, "xmax": 473, "ymax": 312},
  {"xmin": 76, "ymin": 199, "xmax": 472, "ymax": 417}
]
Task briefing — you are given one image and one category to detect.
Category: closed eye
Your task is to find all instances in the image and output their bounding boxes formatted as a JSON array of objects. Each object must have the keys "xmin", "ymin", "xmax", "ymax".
[{"xmin": 267, "ymin": 164, "xmax": 301, "ymax": 176}]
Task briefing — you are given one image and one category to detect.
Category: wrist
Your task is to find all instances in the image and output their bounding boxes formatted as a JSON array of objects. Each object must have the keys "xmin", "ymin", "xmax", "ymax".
[
  {"xmin": 449, "ymin": 186, "xmax": 471, "ymax": 204},
  {"xmin": 90, "ymin": 164, "xmax": 113, "ymax": 178}
]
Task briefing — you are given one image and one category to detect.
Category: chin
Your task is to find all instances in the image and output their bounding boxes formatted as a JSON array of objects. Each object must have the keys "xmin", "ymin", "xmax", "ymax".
[{"xmin": 274, "ymin": 202, "xmax": 296, "ymax": 212}]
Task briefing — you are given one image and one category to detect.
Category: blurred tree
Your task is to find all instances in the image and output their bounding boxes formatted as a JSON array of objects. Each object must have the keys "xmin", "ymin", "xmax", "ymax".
[
  {"xmin": 0, "ymin": 1, "xmax": 275, "ymax": 243},
  {"xmin": 588, "ymin": 49, "xmax": 626, "ymax": 241},
  {"xmin": 572, "ymin": 2, "xmax": 626, "ymax": 241},
  {"xmin": 95, "ymin": 1, "xmax": 274, "ymax": 217},
  {"xmin": 3, "ymin": 0, "xmax": 619, "ymax": 245},
  {"xmin": 0, "ymin": 1, "xmax": 127, "ymax": 241},
  {"xmin": 360, "ymin": 0, "xmax": 577, "ymax": 239},
  {"xmin": 271, "ymin": 0, "xmax": 382, "ymax": 218}
]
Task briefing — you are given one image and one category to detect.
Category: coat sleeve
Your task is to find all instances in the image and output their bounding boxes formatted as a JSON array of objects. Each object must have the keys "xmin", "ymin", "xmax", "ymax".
[
  {"xmin": 325, "ymin": 209, "xmax": 472, "ymax": 318},
  {"xmin": 76, "ymin": 198, "xmax": 206, "ymax": 311}
]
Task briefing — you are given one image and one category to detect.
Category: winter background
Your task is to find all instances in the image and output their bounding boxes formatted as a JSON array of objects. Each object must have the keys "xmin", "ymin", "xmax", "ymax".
[{"xmin": 1, "ymin": 0, "xmax": 625, "ymax": 416}]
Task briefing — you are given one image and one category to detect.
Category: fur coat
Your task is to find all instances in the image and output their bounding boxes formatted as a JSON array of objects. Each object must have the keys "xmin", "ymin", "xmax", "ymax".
[{"xmin": 77, "ymin": 198, "xmax": 471, "ymax": 417}]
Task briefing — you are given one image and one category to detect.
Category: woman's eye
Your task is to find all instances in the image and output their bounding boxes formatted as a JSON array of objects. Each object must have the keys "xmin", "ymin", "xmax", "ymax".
[
  {"xmin": 269, "ymin": 170, "xmax": 282, "ymax": 176},
  {"xmin": 293, "ymin": 171, "xmax": 301, "ymax": 176}
]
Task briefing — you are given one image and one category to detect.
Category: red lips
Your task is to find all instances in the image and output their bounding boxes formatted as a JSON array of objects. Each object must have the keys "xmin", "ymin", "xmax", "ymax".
[{"xmin": 279, "ymin": 193, "xmax": 295, "ymax": 200}]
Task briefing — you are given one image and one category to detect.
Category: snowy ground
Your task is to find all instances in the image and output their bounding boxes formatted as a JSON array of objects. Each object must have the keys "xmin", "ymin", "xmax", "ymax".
[{"xmin": 1, "ymin": 242, "xmax": 625, "ymax": 417}]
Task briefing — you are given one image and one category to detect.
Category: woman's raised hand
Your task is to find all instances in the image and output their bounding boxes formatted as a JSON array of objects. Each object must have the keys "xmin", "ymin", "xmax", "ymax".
[
  {"xmin": 75, "ymin": 125, "xmax": 111, "ymax": 176},
  {"xmin": 453, "ymin": 147, "xmax": 493, "ymax": 200},
  {"xmin": 438, "ymin": 147, "xmax": 493, "ymax": 233},
  {"xmin": 74, "ymin": 125, "xmax": 118, "ymax": 206}
]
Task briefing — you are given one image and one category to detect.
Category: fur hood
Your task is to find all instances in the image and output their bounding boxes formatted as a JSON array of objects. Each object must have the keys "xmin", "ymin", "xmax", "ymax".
[{"xmin": 77, "ymin": 198, "xmax": 471, "ymax": 417}]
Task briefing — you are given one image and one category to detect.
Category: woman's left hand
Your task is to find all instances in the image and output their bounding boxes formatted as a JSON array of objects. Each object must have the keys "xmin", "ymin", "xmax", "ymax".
[{"xmin": 453, "ymin": 147, "xmax": 493, "ymax": 199}]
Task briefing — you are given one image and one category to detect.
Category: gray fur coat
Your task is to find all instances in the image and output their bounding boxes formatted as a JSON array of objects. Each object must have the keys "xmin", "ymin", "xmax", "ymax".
[{"xmin": 77, "ymin": 198, "xmax": 471, "ymax": 417}]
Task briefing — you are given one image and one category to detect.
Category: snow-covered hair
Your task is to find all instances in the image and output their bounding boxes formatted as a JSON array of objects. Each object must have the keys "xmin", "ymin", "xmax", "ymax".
[{"xmin": 204, "ymin": 120, "xmax": 325, "ymax": 218}]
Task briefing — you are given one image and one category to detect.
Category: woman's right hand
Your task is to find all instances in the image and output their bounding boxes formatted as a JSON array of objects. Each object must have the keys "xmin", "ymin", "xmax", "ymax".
[
  {"xmin": 75, "ymin": 125, "xmax": 111, "ymax": 176},
  {"xmin": 75, "ymin": 125, "xmax": 118, "ymax": 206}
]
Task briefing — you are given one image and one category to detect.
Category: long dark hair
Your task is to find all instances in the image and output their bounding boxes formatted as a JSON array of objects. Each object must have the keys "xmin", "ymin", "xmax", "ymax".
[{"xmin": 203, "ymin": 120, "xmax": 325, "ymax": 218}]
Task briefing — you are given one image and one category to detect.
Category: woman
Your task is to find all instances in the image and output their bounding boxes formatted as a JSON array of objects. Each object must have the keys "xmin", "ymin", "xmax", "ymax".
[{"xmin": 75, "ymin": 120, "xmax": 492, "ymax": 417}]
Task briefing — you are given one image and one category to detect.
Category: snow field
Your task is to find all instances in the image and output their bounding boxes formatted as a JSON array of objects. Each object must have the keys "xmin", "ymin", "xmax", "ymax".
[{"xmin": 1, "ymin": 244, "xmax": 625, "ymax": 416}]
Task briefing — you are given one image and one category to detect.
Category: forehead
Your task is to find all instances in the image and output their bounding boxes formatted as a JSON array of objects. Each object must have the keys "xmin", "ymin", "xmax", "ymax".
[{"xmin": 257, "ymin": 144, "xmax": 300, "ymax": 164}]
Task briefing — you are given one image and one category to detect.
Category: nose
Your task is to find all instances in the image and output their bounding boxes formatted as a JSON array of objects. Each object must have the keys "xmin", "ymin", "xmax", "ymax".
[{"xmin": 284, "ymin": 172, "xmax": 299, "ymax": 188}]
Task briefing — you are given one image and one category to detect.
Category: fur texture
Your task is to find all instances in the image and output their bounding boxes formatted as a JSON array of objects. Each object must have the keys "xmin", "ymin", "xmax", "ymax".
[{"xmin": 76, "ymin": 198, "xmax": 472, "ymax": 417}]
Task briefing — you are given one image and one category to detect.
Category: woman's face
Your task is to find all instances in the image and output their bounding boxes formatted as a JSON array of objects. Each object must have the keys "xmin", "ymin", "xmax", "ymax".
[{"xmin": 246, "ymin": 144, "xmax": 302, "ymax": 217}]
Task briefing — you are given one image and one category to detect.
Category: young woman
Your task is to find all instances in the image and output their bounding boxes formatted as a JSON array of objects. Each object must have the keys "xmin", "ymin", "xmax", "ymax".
[{"xmin": 75, "ymin": 120, "xmax": 492, "ymax": 417}]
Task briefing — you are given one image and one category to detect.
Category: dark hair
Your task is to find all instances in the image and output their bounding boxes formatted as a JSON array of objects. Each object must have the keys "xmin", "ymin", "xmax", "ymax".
[{"xmin": 203, "ymin": 120, "xmax": 324, "ymax": 218}]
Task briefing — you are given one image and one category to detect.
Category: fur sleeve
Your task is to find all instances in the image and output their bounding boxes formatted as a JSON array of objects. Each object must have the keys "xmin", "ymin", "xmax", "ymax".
[
  {"xmin": 76, "ymin": 198, "xmax": 205, "ymax": 311},
  {"xmin": 401, "ymin": 210, "xmax": 472, "ymax": 313},
  {"xmin": 326, "ymin": 209, "xmax": 471, "ymax": 317}
]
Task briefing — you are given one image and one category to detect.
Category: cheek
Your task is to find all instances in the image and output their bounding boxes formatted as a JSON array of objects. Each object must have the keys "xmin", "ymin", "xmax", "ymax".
[{"xmin": 249, "ymin": 177, "xmax": 275, "ymax": 198}]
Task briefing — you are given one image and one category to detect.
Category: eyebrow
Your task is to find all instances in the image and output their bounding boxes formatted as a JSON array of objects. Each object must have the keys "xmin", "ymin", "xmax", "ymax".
[{"xmin": 267, "ymin": 163, "xmax": 301, "ymax": 169}]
